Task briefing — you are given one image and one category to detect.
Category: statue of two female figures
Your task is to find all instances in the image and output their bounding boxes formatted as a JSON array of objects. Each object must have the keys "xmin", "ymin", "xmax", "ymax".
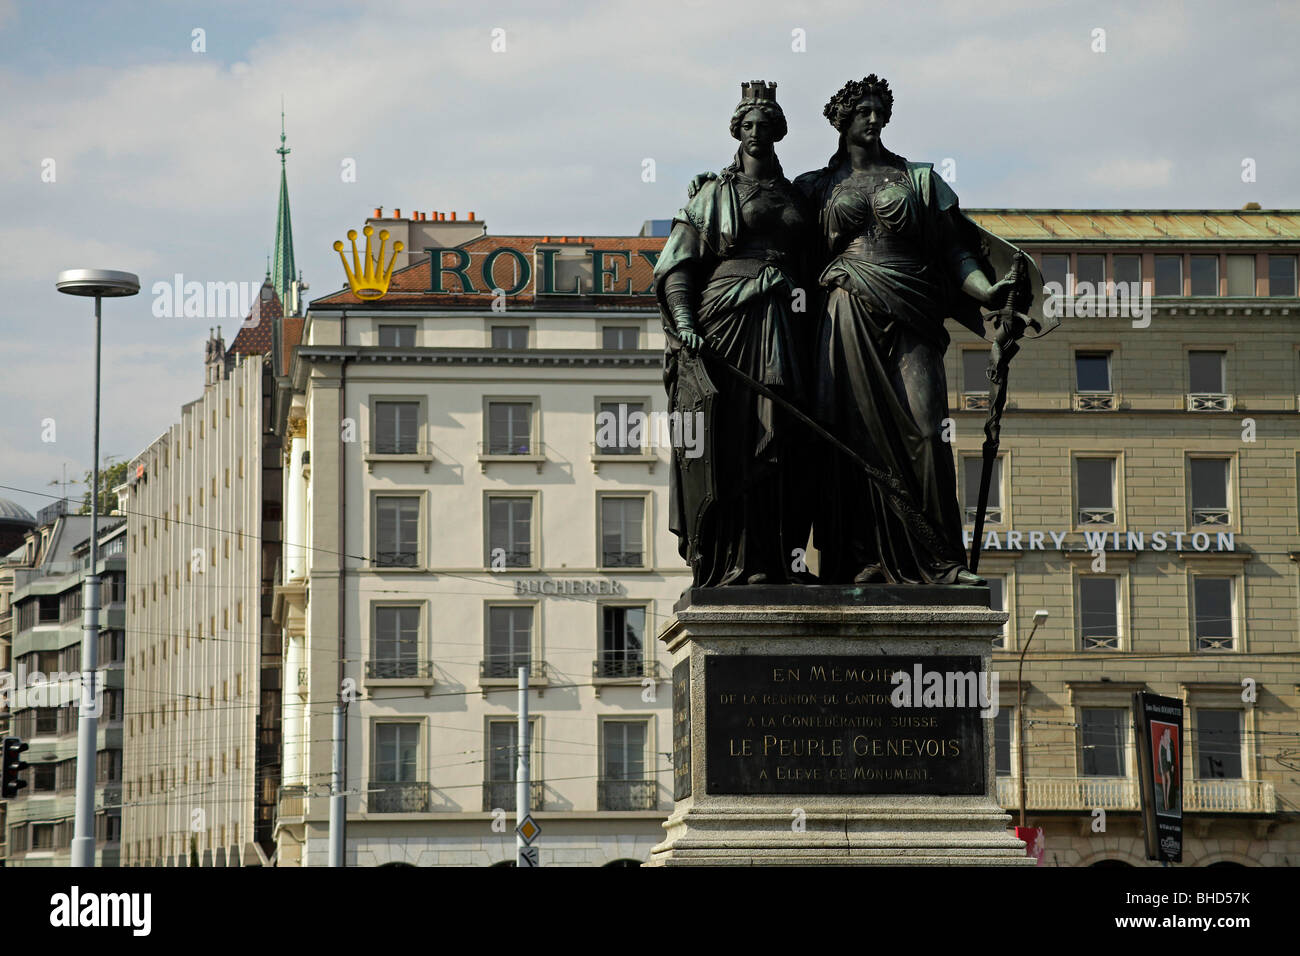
[{"xmin": 655, "ymin": 76, "xmax": 1036, "ymax": 590}]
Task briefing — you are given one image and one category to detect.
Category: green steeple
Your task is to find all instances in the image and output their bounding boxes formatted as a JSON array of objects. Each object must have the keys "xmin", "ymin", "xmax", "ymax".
[{"xmin": 272, "ymin": 103, "xmax": 297, "ymax": 315}]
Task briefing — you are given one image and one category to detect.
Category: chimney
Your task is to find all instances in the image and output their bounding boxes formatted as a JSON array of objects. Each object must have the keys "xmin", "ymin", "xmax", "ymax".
[
  {"xmin": 439, "ymin": 212, "xmax": 446, "ymax": 221},
  {"xmin": 469, "ymin": 212, "xmax": 476, "ymax": 221},
  {"xmin": 394, "ymin": 208, "xmax": 401, "ymax": 219},
  {"xmin": 373, "ymin": 207, "xmax": 382, "ymax": 218},
  {"xmin": 450, "ymin": 211, "xmax": 457, "ymax": 221}
]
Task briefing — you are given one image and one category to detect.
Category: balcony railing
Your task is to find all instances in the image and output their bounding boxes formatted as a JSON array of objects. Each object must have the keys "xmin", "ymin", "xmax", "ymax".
[
  {"xmin": 1187, "ymin": 392, "xmax": 1233, "ymax": 411},
  {"xmin": 373, "ymin": 550, "xmax": 419, "ymax": 569},
  {"xmin": 479, "ymin": 658, "xmax": 546, "ymax": 680},
  {"xmin": 964, "ymin": 506, "xmax": 1002, "ymax": 524},
  {"xmin": 960, "ymin": 392, "xmax": 991, "ymax": 411},
  {"xmin": 278, "ymin": 785, "xmax": 306, "ymax": 817},
  {"xmin": 368, "ymin": 781, "xmax": 432, "ymax": 813},
  {"xmin": 997, "ymin": 776, "xmax": 1276, "ymax": 813},
  {"xmin": 482, "ymin": 779, "xmax": 544, "ymax": 812},
  {"xmin": 366, "ymin": 659, "xmax": 434, "ymax": 680},
  {"xmin": 1192, "ymin": 508, "xmax": 1231, "ymax": 526},
  {"xmin": 1073, "ymin": 392, "xmax": 1117, "ymax": 411},
  {"xmin": 598, "ymin": 778, "xmax": 657, "ymax": 811},
  {"xmin": 593, "ymin": 653, "xmax": 646, "ymax": 679},
  {"xmin": 601, "ymin": 550, "xmax": 644, "ymax": 569},
  {"xmin": 1078, "ymin": 508, "xmax": 1116, "ymax": 525}
]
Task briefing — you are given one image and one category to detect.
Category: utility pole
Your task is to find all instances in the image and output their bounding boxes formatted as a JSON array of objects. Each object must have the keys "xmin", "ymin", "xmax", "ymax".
[
  {"xmin": 1017, "ymin": 609, "xmax": 1049, "ymax": 829},
  {"xmin": 516, "ymin": 665, "xmax": 531, "ymax": 866},
  {"xmin": 329, "ymin": 702, "xmax": 346, "ymax": 866}
]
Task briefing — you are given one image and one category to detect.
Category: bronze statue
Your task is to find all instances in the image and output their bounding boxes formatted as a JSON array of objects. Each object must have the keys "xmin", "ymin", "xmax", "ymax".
[
  {"xmin": 660, "ymin": 76, "xmax": 1049, "ymax": 591},
  {"xmin": 654, "ymin": 81, "xmax": 813, "ymax": 587}
]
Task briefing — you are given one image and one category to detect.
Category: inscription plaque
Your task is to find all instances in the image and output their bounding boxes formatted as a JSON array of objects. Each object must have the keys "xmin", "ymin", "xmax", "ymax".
[
  {"xmin": 672, "ymin": 659, "xmax": 691, "ymax": 799},
  {"xmin": 705, "ymin": 655, "xmax": 987, "ymax": 795}
]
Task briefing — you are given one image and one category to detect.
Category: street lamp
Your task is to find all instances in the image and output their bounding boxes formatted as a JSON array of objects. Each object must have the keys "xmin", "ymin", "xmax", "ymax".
[
  {"xmin": 56, "ymin": 268, "xmax": 139, "ymax": 868},
  {"xmin": 1017, "ymin": 608, "xmax": 1049, "ymax": 830}
]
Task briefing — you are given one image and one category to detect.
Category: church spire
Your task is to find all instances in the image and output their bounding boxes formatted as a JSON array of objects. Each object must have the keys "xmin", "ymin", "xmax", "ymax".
[{"xmin": 272, "ymin": 100, "xmax": 298, "ymax": 315}]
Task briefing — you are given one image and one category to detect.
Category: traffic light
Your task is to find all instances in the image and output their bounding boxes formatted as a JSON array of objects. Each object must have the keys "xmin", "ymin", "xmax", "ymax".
[{"xmin": 2, "ymin": 737, "xmax": 29, "ymax": 798}]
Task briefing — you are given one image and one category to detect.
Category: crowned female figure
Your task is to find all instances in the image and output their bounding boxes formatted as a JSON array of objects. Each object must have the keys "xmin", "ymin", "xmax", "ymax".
[
  {"xmin": 794, "ymin": 75, "xmax": 1019, "ymax": 586},
  {"xmin": 654, "ymin": 81, "xmax": 813, "ymax": 588}
]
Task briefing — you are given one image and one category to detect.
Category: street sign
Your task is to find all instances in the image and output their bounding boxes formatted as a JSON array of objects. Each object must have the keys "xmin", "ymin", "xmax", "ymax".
[
  {"xmin": 518, "ymin": 846, "xmax": 539, "ymax": 867},
  {"xmin": 515, "ymin": 814, "xmax": 541, "ymax": 844}
]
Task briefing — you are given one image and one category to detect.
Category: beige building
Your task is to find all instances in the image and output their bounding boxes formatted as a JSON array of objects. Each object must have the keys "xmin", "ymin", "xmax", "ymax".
[
  {"xmin": 962, "ymin": 207, "xmax": 1300, "ymax": 866},
  {"xmin": 121, "ymin": 315, "xmax": 291, "ymax": 867}
]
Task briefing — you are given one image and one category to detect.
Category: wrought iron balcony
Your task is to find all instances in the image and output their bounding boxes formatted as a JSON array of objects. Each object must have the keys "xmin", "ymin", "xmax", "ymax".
[
  {"xmin": 1192, "ymin": 508, "xmax": 1231, "ymax": 526},
  {"xmin": 482, "ymin": 779, "xmax": 544, "ymax": 812},
  {"xmin": 960, "ymin": 392, "xmax": 991, "ymax": 411},
  {"xmin": 593, "ymin": 653, "xmax": 646, "ymax": 679},
  {"xmin": 1078, "ymin": 508, "xmax": 1116, "ymax": 525},
  {"xmin": 1187, "ymin": 392, "xmax": 1233, "ymax": 412},
  {"xmin": 479, "ymin": 658, "xmax": 546, "ymax": 680},
  {"xmin": 598, "ymin": 778, "xmax": 657, "ymax": 811},
  {"xmin": 1073, "ymin": 392, "xmax": 1117, "ymax": 411},
  {"xmin": 366, "ymin": 659, "xmax": 434, "ymax": 680},
  {"xmin": 373, "ymin": 549, "xmax": 419, "ymax": 569},
  {"xmin": 601, "ymin": 550, "xmax": 645, "ymax": 569},
  {"xmin": 964, "ymin": 506, "xmax": 1002, "ymax": 524},
  {"xmin": 487, "ymin": 548, "xmax": 532, "ymax": 569},
  {"xmin": 368, "ymin": 780, "xmax": 432, "ymax": 813}
]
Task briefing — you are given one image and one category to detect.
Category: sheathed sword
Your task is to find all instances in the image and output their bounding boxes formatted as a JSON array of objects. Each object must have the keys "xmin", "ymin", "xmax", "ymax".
[{"xmin": 970, "ymin": 251, "xmax": 1032, "ymax": 574}]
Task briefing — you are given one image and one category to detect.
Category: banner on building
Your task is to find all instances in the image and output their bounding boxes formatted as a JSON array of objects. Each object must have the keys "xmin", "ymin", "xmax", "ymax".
[{"xmin": 1134, "ymin": 691, "xmax": 1184, "ymax": 863}]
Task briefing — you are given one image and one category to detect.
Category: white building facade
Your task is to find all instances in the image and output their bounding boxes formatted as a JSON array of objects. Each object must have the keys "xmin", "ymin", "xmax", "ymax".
[{"xmin": 275, "ymin": 233, "xmax": 691, "ymax": 865}]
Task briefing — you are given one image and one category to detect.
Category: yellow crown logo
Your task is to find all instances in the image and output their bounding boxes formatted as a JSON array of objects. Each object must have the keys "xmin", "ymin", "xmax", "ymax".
[{"xmin": 333, "ymin": 225, "xmax": 404, "ymax": 299}]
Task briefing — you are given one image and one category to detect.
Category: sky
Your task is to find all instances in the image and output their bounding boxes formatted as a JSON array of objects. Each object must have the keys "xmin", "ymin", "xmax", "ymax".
[{"xmin": 0, "ymin": 0, "xmax": 1296, "ymax": 518}]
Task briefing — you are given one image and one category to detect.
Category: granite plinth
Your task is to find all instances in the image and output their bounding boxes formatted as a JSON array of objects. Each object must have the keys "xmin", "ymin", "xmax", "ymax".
[
  {"xmin": 645, "ymin": 598, "xmax": 1032, "ymax": 866},
  {"xmin": 675, "ymin": 584, "xmax": 991, "ymax": 613}
]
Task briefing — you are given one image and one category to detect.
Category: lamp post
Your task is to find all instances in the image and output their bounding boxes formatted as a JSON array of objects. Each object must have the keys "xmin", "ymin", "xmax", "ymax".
[
  {"xmin": 56, "ymin": 269, "xmax": 139, "ymax": 868},
  {"xmin": 1017, "ymin": 609, "xmax": 1049, "ymax": 830}
]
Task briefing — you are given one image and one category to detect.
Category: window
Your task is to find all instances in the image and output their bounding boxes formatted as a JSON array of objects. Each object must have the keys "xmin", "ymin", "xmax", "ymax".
[
  {"xmin": 1154, "ymin": 255, "xmax": 1183, "ymax": 296},
  {"xmin": 1076, "ymin": 457, "xmax": 1117, "ymax": 525},
  {"xmin": 1189, "ymin": 458, "xmax": 1230, "ymax": 526},
  {"xmin": 595, "ymin": 401, "xmax": 646, "ymax": 455},
  {"xmin": 1190, "ymin": 256, "xmax": 1219, "ymax": 296},
  {"xmin": 35, "ymin": 707, "xmax": 58, "ymax": 735},
  {"xmin": 33, "ymin": 762, "xmax": 56, "ymax": 792},
  {"xmin": 1079, "ymin": 577, "xmax": 1119, "ymax": 649},
  {"xmin": 600, "ymin": 496, "xmax": 646, "ymax": 568},
  {"xmin": 1113, "ymin": 255, "xmax": 1141, "ymax": 289},
  {"xmin": 485, "ymin": 606, "xmax": 533, "ymax": 678},
  {"xmin": 994, "ymin": 708, "xmax": 1014, "ymax": 776},
  {"xmin": 1226, "ymin": 255, "xmax": 1255, "ymax": 296},
  {"xmin": 378, "ymin": 325, "xmax": 415, "ymax": 347},
  {"xmin": 487, "ymin": 496, "xmax": 533, "ymax": 568},
  {"xmin": 1080, "ymin": 708, "xmax": 1127, "ymax": 776},
  {"xmin": 1193, "ymin": 577, "xmax": 1235, "ymax": 651},
  {"xmin": 1188, "ymin": 350, "xmax": 1226, "ymax": 395},
  {"xmin": 602, "ymin": 326, "xmax": 639, "ymax": 350},
  {"xmin": 491, "ymin": 326, "xmax": 528, "ymax": 349},
  {"xmin": 374, "ymin": 496, "xmax": 420, "ymax": 567},
  {"xmin": 485, "ymin": 720, "xmax": 538, "ymax": 811},
  {"xmin": 486, "ymin": 401, "xmax": 533, "ymax": 455},
  {"xmin": 1076, "ymin": 254, "xmax": 1105, "ymax": 290},
  {"xmin": 374, "ymin": 401, "xmax": 419, "ymax": 454},
  {"xmin": 373, "ymin": 723, "xmax": 419, "ymax": 783},
  {"xmin": 960, "ymin": 349, "xmax": 990, "ymax": 408},
  {"xmin": 1195, "ymin": 710, "xmax": 1242, "ymax": 778},
  {"xmin": 1040, "ymin": 254, "xmax": 1069, "ymax": 293},
  {"xmin": 372, "ymin": 606, "xmax": 421, "ymax": 677},
  {"xmin": 1268, "ymin": 255, "xmax": 1297, "ymax": 297},
  {"xmin": 601, "ymin": 721, "xmax": 652, "ymax": 810},
  {"xmin": 1075, "ymin": 351, "xmax": 1111, "ymax": 392},
  {"xmin": 31, "ymin": 823, "xmax": 56, "ymax": 850},
  {"xmin": 599, "ymin": 606, "xmax": 646, "ymax": 677},
  {"xmin": 986, "ymin": 576, "xmax": 1007, "ymax": 650},
  {"xmin": 962, "ymin": 456, "xmax": 1002, "ymax": 524}
]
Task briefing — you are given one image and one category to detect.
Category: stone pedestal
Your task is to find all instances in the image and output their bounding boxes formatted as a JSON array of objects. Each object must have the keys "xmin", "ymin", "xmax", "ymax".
[{"xmin": 646, "ymin": 586, "xmax": 1032, "ymax": 866}]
